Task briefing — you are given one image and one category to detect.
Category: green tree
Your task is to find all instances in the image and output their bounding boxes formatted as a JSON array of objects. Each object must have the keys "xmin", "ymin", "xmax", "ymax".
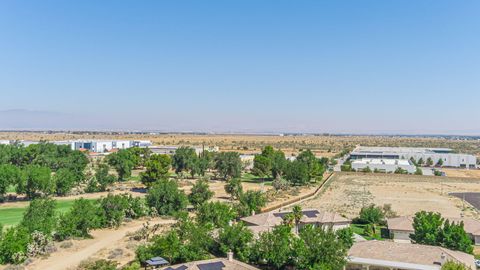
[
  {"xmin": 197, "ymin": 202, "xmax": 237, "ymax": 228},
  {"xmin": 415, "ymin": 167, "xmax": 423, "ymax": 175},
  {"xmin": 418, "ymin": 158, "xmax": 425, "ymax": 166},
  {"xmin": 224, "ymin": 178, "xmax": 243, "ymax": 200},
  {"xmin": 188, "ymin": 179, "xmax": 214, "ymax": 208},
  {"xmin": 20, "ymin": 197, "xmax": 57, "ymax": 235},
  {"xmin": 358, "ymin": 204, "xmax": 385, "ymax": 225},
  {"xmin": 56, "ymin": 198, "xmax": 100, "ymax": 240},
  {"xmin": 285, "ymin": 160, "xmax": 309, "ymax": 185},
  {"xmin": 0, "ymin": 164, "xmax": 22, "ymax": 201},
  {"xmin": 336, "ymin": 227, "xmax": 354, "ymax": 248},
  {"xmin": 136, "ymin": 230, "xmax": 182, "ymax": 264},
  {"xmin": 195, "ymin": 150, "xmax": 214, "ymax": 176},
  {"xmin": 98, "ymin": 193, "xmax": 146, "ymax": 228},
  {"xmin": 437, "ymin": 158, "xmax": 444, "ymax": 167},
  {"xmin": 95, "ymin": 162, "xmax": 116, "ymax": 191},
  {"xmin": 237, "ymin": 190, "xmax": 267, "ymax": 217},
  {"xmin": 271, "ymin": 150, "xmax": 287, "ymax": 179},
  {"xmin": 252, "ymin": 155, "xmax": 272, "ymax": 178},
  {"xmin": 214, "ymin": 152, "xmax": 242, "ymax": 179},
  {"xmin": 441, "ymin": 220, "xmax": 473, "ymax": 254},
  {"xmin": 250, "ymin": 225, "xmax": 295, "ymax": 269},
  {"xmin": 292, "ymin": 205, "xmax": 303, "ymax": 234},
  {"xmin": 410, "ymin": 211, "xmax": 444, "ymax": 246},
  {"xmin": 106, "ymin": 149, "xmax": 136, "ymax": 181},
  {"xmin": 54, "ymin": 168, "xmax": 77, "ymax": 196},
  {"xmin": 218, "ymin": 222, "xmax": 253, "ymax": 262},
  {"xmin": 18, "ymin": 165, "xmax": 53, "ymax": 198},
  {"xmin": 140, "ymin": 154, "xmax": 171, "ymax": 187},
  {"xmin": 146, "ymin": 179, "xmax": 188, "ymax": 216},
  {"xmin": 296, "ymin": 150, "xmax": 325, "ymax": 182},
  {"xmin": 172, "ymin": 147, "xmax": 197, "ymax": 177},
  {"xmin": 426, "ymin": 157, "xmax": 434, "ymax": 167},
  {"xmin": 294, "ymin": 225, "xmax": 349, "ymax": 270}
]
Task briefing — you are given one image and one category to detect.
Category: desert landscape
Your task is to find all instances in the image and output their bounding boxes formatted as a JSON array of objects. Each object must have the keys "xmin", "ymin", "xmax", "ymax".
[{"xmin": 301, "ymin": 172, "xmax": 480, "ymax": 219}]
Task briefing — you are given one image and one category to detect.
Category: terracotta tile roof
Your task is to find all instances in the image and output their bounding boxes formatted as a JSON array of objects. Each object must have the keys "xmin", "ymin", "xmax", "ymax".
[
  {"xmin": 159, "ymin": 258, "xmax": 260, "ymax": 270},
  {"xmin": 348, "ymin": 241, "xmax": 475, "ymax": 269},
  {"xmin": 241, "ymin": 208, "xmax": 350, "ymax": 227}
]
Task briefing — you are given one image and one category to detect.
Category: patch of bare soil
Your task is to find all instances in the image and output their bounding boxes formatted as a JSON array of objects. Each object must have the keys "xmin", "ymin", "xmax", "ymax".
[{"xmin": 301, "ymin": 172, "xmax": 480, "ymax": 219}]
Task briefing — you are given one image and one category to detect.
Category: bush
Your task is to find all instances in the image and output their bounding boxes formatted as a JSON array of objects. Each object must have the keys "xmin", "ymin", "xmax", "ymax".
[
  {"xmin": 78, "ymin": 259, "xmax": 118, "ymax": 270},
  {"xmin": 272, "ymin": 177, "xmax": 289, "ymax": 191},
  {"xmin": 357, "ymin": 204, "xmax": 385, "ymax": 225},
  {"xmin": 224, "ymin": 178, "xmax": 243, "ymax": 200},
  {"xmin": 20, "ymin": 198, "xmax": 57, "ymax": 235},
  {"xmin": 0, "ymin": 226, "xmax": 30, "ymax": 264},
  {"xmin": 98, "ymin": 194, "xmax": 147, "ymax": 228},
  {"xmin": 56, "ymin": 198, "xmax": 100, "ymax": 240}
]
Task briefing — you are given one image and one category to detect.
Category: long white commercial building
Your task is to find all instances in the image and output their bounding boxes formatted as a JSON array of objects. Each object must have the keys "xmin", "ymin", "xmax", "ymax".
[
  {"xmin": 351, "ymin": 158, "xmax": 417, "ymax": 173},
  {"xmin": 350, "ymin": 146, "xmax": 477, "ymax": 168}
]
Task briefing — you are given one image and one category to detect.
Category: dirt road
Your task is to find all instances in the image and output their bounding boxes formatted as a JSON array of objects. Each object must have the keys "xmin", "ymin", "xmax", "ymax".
[{"xmin": 24, "ymin": 218, "xmax": 175, "ymax": 270}]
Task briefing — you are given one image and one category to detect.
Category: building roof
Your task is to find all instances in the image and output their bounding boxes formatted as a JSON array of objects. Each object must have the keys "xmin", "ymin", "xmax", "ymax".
[
  {"xmin": 352, "ymin": 158, "xmax": 412, "ymax": 166},
  {"xmin": 348, "ymin": 241, "xmax": 475, "ymax": 270},
  {"xmin": 351, "ymin": 146, "xmax": 453, "ymax": 155},
  {"xmin": 159, "ymin": 258, "xmax": 260, "ymax": 270},
  {"xmin": 241, "ymin": 209, "xmax": 350, "ymax": 228},
  {"xmin": 146, "ymin": 257, "xmax": 169, "ymax": 266},
  {"xmin": 387, "ymin": 216, "xmax": 480, "ymax": 236}
]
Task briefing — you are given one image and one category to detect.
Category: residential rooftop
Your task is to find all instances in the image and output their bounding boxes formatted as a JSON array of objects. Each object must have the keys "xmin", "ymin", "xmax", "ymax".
[
  {"xmin": 159, "ymin": 258, "xmax": 260, "ymax": 270},
  {"xmin": 387, "ymin": 216, "xmax": 480, "ymax": 236},
  {"xmin": 348, "ymin": 241, "xmax": 475, "ymax": 270}
]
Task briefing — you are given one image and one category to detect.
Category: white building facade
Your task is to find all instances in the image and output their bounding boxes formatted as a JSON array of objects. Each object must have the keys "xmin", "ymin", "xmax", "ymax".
[{"xmin": 350, "ymin": 146, "xmax": 477, "ymax": 169}]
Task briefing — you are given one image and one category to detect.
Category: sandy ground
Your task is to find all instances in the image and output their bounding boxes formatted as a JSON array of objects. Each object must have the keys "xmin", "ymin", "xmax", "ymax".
[
  {"xmin": 301, "ymin": 172, "xmax": 480, "ymax": 219},
  {"xmin": 19, "ymin": 218, "xmax": 175, "ymax": 270},
  {"xmin": 443, "ymin": 168, "xmax": 480, "ymax": 178}
]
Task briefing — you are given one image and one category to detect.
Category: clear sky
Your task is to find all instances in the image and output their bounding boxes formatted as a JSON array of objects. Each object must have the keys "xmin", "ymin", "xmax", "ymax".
[{"xmin": 0, "ymin": 1, "xmax": 479, "ymax": 134}]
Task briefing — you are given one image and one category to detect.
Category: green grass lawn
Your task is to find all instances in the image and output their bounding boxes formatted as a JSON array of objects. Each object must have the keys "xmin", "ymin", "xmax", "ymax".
[
  {"xmin": 241, "ymin": 173, "xmax": 272, "ymax": 186},
  {"xmin": 0, "ymin": 199, "xmax": 96, "ymax": 227},
  {"xmin": 351, "ymin": 224, "xmax": 387, "ymax": 240}
]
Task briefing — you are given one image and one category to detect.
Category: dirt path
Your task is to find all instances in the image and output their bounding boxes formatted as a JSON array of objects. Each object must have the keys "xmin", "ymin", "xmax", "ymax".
[{"xmin": 24, "ymin": 218, "xmax": 175, "ymax": 270}]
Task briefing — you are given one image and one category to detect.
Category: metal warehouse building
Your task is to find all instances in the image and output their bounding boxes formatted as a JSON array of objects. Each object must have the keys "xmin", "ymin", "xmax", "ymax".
[{"xmin": 350, "ymin": 146, "xmax": 477, "ymax": 168}]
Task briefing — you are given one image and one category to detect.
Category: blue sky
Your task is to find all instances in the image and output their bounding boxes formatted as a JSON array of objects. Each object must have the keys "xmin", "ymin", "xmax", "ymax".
[{"xmin": 0, "ymin": 1, "xmax": 479, "ymax": 134}]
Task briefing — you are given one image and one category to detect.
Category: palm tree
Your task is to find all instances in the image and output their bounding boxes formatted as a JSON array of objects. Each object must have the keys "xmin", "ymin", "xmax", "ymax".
[
  {"xmin": 292, "ymin": 205, "xmax": 303, "ymax": 234},
  {"xmin": 282, "ymin": 213, "xmax": 295, "ymax": 227}
]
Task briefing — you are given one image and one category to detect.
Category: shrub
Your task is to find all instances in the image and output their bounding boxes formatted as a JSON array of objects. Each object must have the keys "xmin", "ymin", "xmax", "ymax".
[{"xmin": 188, "ymin": 179, "xmax": 214, "ymax": 208}]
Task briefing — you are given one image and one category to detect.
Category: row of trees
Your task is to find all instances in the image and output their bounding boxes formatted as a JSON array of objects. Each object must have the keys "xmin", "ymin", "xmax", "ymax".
[
  {"xmin": 0, "ymin": 194, "xmax": 147, "ymax": 264},
  {"xmin": 0, "ymin": 143, "xmax": 89, "ymax": 200},
  {"xmin": 253, "ymin": 146, "xmax": 327, "ymax": 185}
]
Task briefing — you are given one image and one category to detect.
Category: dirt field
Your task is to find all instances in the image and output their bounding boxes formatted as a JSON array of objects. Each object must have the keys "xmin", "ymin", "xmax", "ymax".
[
  {"xmin": 443, "ymin": 168, "xmax": 480, "ymax": 178},
  {"xmin": 301, "ymin": 172, "xmax": 480, "ymax": 219},
  {"xmin": 16, "ymin": 217, "xmax": 175, "ymax": 270}
]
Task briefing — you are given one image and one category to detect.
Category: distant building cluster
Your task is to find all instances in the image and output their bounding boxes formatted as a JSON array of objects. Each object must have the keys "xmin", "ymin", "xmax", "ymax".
[
  {"xmin": 0, "ymin": 139, "xmax": 152, "ymax": 153},
  {"xmin": 350, "ymin": 146, "xmax": 477, "ymax": 170}
]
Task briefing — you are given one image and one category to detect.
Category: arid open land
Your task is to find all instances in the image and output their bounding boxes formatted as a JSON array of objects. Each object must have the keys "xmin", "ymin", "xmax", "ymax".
[
  {"xmin": 1, "ymin": 131, "xmax": 480, "ymax": 157},
  {"xmin": 301, "ymin": 172, "xmax": 480, "ymax": 219}
]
